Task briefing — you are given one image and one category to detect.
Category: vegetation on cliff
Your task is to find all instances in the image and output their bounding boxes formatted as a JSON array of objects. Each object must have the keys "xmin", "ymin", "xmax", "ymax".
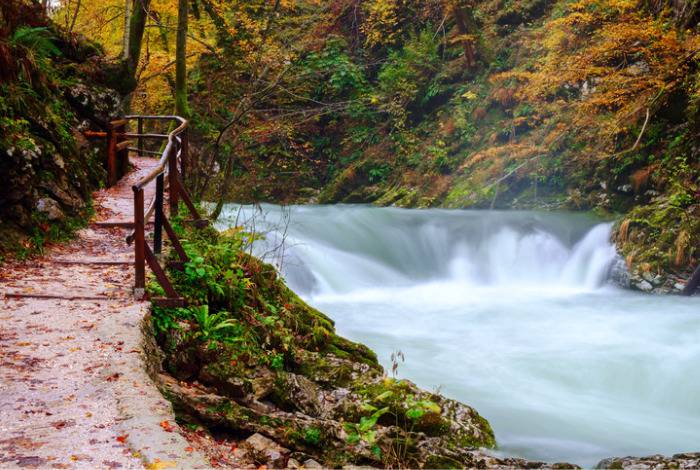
[{"xmin": 0, "ymin": 0, "xmax": 122, "ymax": 260}]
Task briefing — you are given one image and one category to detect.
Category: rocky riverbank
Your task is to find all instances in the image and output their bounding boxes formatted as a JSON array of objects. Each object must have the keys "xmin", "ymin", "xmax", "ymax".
[
  {"xmin": 608, "ymin": 254, "xmax": 691, "ymax": 294},
  {"xmin": 147, "ymin": 223, "xmax": 510, "ymax": 468}
]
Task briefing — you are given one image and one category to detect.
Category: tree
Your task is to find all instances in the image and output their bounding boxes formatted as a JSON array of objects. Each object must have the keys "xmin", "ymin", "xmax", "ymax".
[
  {"xmin": 126, "ymin": 0, "xmax": 151, "ymax": 84},
  {"xmin": 122, "ymin": 0, "xmax": 130, "ymax": 60},
  {"xmin": 175, "ymin": 0, "xmax": 189, "ymax": 116},
  {"xmin": 449, "ymin": 0, "xmax": 478, "ymax": 68}
]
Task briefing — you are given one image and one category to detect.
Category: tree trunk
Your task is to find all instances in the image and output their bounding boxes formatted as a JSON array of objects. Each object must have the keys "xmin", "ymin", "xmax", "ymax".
[
  {"xmin": 68, "ymin": 0, "xmax": 81, "ymax": 33},
  {"xmin": 200, "ymin": 0, "xmax": 229, "ymax": 46},
  {"xmin": 122, "ymin": 0, "xmax": 131, "ymax": 60},
  {"xmin": 175, "ymin": 0, "xmax": 189, "ymax": 117},
  {"xmin": 127, "ymin": 0, "xmax": 151, "ymax": 80},
  {"xmin": 451, "ymin": 0, "xmax": 477, "ymax": 68}
]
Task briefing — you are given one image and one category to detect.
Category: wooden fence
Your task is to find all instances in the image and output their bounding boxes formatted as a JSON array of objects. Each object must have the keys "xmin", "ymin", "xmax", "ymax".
[{"xmin": 89, "ymin": 115, "xmax": 206, "ymax": 306}]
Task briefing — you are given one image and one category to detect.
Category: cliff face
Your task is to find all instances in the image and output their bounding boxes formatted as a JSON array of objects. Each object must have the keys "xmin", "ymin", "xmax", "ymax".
[
  {"xmin": 187, "ymin": 0, "xmax": 700, "ymax": 287},
  {"xmin": 0, "ymin": 0, "xmax": 122, "ymax": 260}
]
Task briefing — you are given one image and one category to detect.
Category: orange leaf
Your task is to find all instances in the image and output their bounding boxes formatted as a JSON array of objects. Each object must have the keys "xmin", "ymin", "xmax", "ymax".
[{"xmin": 159, "ymin": 420, "xmax": 174, "ymax": 432}]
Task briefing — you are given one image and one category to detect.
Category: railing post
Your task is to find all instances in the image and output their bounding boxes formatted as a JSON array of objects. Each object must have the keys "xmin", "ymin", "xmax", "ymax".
[
  {"xmin": 181, "ymin": 128, "xmax": 188, "ymax": 183},
  {"xmin": 117, "ymin": 122, "xmax": 129, "ymax": 178},
  {"xmin": 154, "ymin": 174, "xmax": 164, "ymax": 255},
  {"xmin": 106, "ymin": 122, "xmax": 117, "ymax": 186},
  {"xmin": 137, "ymin": 117, "xmax": 144, "ymax": 158},
  {"xmin": 168, "ymin": 143, "xmax": 179, "ymax": 215},
  {"xmin": 133, "ymin": 186, "xmax": 146, "ymax": 299}
]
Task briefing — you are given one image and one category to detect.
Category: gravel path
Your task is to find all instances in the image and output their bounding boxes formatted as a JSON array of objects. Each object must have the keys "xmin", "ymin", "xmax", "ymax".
[{"xmin": 0, "ymin": 158, "xmax": 206, "ymax": 469}]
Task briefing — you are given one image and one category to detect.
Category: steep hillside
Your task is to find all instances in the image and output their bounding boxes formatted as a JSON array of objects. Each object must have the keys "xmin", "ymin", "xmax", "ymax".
[
  {"xmin": 187, "ymin": 0, "xmax": 700, "ymax": 290},
  {"xmin": 0, "ymin": 0, "xmax": 122, "ymax": 260}
]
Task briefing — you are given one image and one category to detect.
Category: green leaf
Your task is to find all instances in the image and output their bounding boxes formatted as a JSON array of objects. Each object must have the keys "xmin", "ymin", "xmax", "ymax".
[{"xmin": 374, "ymin": 390, "xmax": 393, "ymax": 401}]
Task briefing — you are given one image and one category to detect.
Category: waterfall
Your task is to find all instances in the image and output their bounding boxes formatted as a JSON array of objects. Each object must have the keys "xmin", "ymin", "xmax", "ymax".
[{"xmin": 218, "ymin": 204, "xmax": 617, "ymax": 296}]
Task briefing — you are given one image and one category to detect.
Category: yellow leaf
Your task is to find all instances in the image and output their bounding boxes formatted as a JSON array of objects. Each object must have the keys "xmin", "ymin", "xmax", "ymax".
[{"xmin": 146, "ymin": 460, "xmax": 177, "ymax": 470}]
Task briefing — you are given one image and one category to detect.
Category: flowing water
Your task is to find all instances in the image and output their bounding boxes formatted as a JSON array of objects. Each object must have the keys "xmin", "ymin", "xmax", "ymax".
[{"xmin": 217, "ymin": 204, "xmax": 700, "ymax": 467}]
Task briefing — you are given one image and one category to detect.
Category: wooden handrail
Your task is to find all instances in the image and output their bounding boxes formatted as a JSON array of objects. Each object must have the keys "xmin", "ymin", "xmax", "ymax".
[
  {"xmin": 119, "ymin": 115, "xmax": 203, "ymax": 306},
  {"xmin": 84, "ymin": 115, "xmax": 203, "ymax": 306}
]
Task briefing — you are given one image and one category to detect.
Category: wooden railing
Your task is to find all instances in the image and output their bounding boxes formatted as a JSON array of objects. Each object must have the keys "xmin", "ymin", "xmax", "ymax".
[{"xmin": 118, "ymin": 115, "xmax": 205, "ymax": 306}]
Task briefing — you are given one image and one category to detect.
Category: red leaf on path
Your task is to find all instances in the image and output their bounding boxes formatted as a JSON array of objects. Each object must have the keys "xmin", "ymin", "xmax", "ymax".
[
  {"xmin": 159, "ymin": 420, "xmax": 174, "ymax": 432},
  {"xmin": 51, "ymin": 420, "xmax": 72, "ymax": 429},
  {"xmin": 116, "ymin": 434, "xmax": 128, "ymax": 444},
  {"xmin": 185, "ymin": 446, "xmax": 193, "ymax": 453},
  {"xmin": 106, "ymin": 373, "xmax": 121, "ymax": 382}
]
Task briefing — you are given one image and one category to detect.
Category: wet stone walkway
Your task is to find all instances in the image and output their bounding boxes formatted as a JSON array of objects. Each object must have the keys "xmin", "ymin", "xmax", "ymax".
[{"xmin": 0, "ymin": 157, "xmax": 206, "ymax": 469}]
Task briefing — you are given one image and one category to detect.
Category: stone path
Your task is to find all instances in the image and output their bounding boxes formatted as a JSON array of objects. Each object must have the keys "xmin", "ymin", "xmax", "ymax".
[{"xmin": 0, "ymin": 157, "xmax": 206, "ymax": 469}]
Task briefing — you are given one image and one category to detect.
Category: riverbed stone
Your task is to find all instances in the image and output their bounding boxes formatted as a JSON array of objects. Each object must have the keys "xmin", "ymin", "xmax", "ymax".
[{"xmin": 596, "ymin": 452, "xmax": 700, "ymax": 469}]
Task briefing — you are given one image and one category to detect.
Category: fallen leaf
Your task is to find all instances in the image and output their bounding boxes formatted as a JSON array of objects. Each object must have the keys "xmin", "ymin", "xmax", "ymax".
[
  {"xmin": 159, "ymin": 420, "xmax": 174, "ymax": 432},
  {"xmin": 50, "ymin": 420, "xmax": 74, "ymax": 429},
  {"xmin": 116, "ymin": 434, "xmax": 128, "ymax": 444},
  {"xmin": 145, "ymin": 459, "xmax": 177, "ymax": 470}
]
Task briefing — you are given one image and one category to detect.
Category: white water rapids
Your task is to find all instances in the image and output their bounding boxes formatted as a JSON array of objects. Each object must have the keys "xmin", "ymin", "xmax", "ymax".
[{"xmin": 217, "ymin": 204, "xmax": 700, "ymax": 466}]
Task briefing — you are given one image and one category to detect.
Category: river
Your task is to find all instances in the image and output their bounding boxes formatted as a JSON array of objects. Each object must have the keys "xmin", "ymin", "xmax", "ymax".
[{"xmin": 217, "ymin": 204, "xmax": 700, "ymax": 467}]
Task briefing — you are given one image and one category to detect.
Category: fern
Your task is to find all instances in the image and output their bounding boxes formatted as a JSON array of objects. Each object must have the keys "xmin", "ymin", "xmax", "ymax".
[
  {"xmin": 192, "ymin": 305, "xmax": 239, "ymax": 340},
  {"xmin": 11, "ymin": 27, "xmax": 61, "ymax": 59}
]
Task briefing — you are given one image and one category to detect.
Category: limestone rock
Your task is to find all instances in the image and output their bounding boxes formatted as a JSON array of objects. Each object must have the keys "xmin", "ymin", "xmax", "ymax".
[
  {"xmin": 596, "ymin": 452, "xmax": 700, "ymax": 469},
  {"xmin": 303, "ymin": 459, "xmax": 322, "ymax": 469},
  {"xmin": 273, "ymin": 372, "xmax": 323, "ymax": 416},
  {"xmin": 245, "ymin": 433, "xmax": 289, "ymax": 468},
  {"xmin": 40, "ymin": 178, "xmax": 83, "ymax": 209},
  {"xmin": 251, "ymin": 367, "xmax": 276, "ymax": 400},
  {"xmin": 36, "ymin": 197, "xmax": 64, "ymax": 221},
  {"xmin": 609, "ymin": 256, "xmax": 630, "ymax": 289},
  {"xmin": 635, "ymin": 279, "xmax": 653, "ymax": 292}
]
